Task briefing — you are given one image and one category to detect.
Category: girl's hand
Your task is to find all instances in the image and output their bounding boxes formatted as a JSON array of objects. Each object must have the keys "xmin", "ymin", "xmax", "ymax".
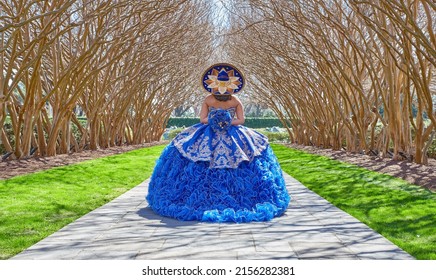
[{"xmin": 208, "ymin": 109, "xmax": 232, "ymax": 131}]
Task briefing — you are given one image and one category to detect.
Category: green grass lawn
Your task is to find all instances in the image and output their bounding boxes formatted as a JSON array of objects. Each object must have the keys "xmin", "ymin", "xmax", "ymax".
[
  {"xmin": 271, "ymin": 144, "xmax": 436, "ymax": 260},
  {"xmin": 0, "ymin": 143, "xmax": 434, "ymax": 260},
  {"xmin": 0, "ymin": 145, "xmax": 165, "ymax": 260}
]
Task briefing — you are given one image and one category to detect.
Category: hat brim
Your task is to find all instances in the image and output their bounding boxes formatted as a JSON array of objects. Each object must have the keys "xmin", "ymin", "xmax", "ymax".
[{"xmin": 201, "ymin": 63, "xmax": 245, "ymax": 95}]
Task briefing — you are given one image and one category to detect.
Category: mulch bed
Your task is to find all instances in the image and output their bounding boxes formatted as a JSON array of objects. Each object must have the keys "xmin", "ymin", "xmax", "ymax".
[
  {"xmin": 0, "ymin": 141, "xmax": 167, "ymax": 180},
  {"xmin": 286, "ymin": 143, "xmax": 435, "ymax": 192}
]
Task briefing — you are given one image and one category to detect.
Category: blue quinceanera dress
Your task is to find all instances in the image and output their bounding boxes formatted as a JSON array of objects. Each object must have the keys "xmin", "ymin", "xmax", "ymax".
[{"xmin": 146, "ymin": 107, "xmax": 290, "ymax": 222}]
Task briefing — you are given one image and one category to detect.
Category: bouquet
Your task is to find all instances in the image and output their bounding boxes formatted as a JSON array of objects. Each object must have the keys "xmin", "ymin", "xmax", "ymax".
[{"xmin": 208, "ymin": 109, "xmax": 232, "ymax": 131}]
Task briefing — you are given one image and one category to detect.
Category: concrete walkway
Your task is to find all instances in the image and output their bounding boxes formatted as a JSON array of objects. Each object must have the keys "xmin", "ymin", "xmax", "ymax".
[{"xmin": 12, "ymin": 173, "xmax": 414, "ymax": 260}]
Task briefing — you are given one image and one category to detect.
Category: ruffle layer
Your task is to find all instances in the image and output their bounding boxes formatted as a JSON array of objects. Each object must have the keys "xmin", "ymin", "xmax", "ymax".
[
  {"xmin": 146, "ymin": 144, "xmax": 290, "ymax": 223},
  {"xmin": 173, "ymin": 124, "xmax": 269, "ymax": 168}
]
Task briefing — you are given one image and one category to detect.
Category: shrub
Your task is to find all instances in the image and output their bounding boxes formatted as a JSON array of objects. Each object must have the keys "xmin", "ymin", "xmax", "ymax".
[
  {"xmin": 165, "ymin": 126, "xmax": 290, "ymax": 143},
  {"xmin": 427, "ymin": 138, "xmax": 436, "ymax": 159},
  {"xmin": 0, "ymin": 123, "xmax": 14, "ymax": 155},
  {"xmin": 167, "ymin": 127, "xmax": 185, "ymax": 140},
  {"xmin": 254, "ymin": 128, "xmax": 290, "ymax": 143},
  {"xmin": 167, "ymin": 117, "xmax": 284, "ymax": 128}
]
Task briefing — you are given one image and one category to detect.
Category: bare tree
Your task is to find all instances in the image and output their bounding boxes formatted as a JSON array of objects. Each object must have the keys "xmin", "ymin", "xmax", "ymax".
[
  {"xmin": 1, "ymin": 0, "xmax": 434, "ymax": 164},
  {"xmin": 1, "ymin": 0, "xmax": 213, "ymax": 158},
  {"xmin": 224, "ymin": 0, "xmax": 435, "ymax": 164}
]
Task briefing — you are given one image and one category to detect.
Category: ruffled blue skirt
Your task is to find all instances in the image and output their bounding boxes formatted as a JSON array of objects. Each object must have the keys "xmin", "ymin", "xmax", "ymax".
[{"xmin": 146, "ymin": 142, "xmax": 290, "ymax": 223}]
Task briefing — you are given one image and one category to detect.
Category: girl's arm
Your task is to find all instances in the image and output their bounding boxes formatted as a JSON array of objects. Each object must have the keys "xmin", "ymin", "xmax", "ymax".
[
  {"xmin": 199, "ymin": 99, "xmax": 209, "ymax": 124},
  {"xmin": 232, "ymin": 98, "xmax": 245, "ymax": 125}
]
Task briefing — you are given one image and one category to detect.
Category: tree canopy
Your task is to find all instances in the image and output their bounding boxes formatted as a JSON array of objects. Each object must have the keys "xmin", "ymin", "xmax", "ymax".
[{"xmin": 1, "ymin": 0, "xmax": 435, "ymax": 164}]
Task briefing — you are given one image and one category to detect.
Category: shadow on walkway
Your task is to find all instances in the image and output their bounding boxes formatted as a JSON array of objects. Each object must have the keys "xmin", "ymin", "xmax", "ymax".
[{"xmin": 12, "ymin": 174, "xmax": 414, "ymax": 260}]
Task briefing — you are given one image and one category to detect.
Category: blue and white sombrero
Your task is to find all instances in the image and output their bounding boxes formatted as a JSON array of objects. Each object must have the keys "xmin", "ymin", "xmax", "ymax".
[{"xmin": 202, "ymin": 63, "xmax": 244, "ymax": 95}]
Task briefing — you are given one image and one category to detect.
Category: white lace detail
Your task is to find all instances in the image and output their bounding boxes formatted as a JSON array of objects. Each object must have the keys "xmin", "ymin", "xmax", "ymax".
[{"xmin": 172, "ymin": 107, "xmax": 269, "ymax": 168}]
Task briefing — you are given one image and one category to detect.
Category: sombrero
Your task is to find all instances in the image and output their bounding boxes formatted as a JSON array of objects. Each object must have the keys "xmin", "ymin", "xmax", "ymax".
[{"xmin": 202, "ymin": 63, "xmax": 245, "ymax": 95}]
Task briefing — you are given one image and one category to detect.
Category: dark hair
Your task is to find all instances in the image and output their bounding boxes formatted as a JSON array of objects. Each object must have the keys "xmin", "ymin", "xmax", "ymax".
[{"xmin": 213, "ymin": 94, "xmax": 232, "ymax": 102}]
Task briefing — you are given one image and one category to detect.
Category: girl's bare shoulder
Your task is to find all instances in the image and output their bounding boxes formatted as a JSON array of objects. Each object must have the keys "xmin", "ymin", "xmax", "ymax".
[
  {"xmin": 204, "ymin": 94, "xmax": 215, "ymax": 104},
  {"xmin": 232, "ymin": 95, "xmax": 243, "ymax": 106},
  {"xmin": 205, "ymin": 94, "xmax": 214, "ymax": 100}
]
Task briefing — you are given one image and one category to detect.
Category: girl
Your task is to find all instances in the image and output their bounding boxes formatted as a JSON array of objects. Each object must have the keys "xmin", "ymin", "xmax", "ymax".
[{"xmin": 146, "ymin": 63, "xmax": 290, "ymax": 222}]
